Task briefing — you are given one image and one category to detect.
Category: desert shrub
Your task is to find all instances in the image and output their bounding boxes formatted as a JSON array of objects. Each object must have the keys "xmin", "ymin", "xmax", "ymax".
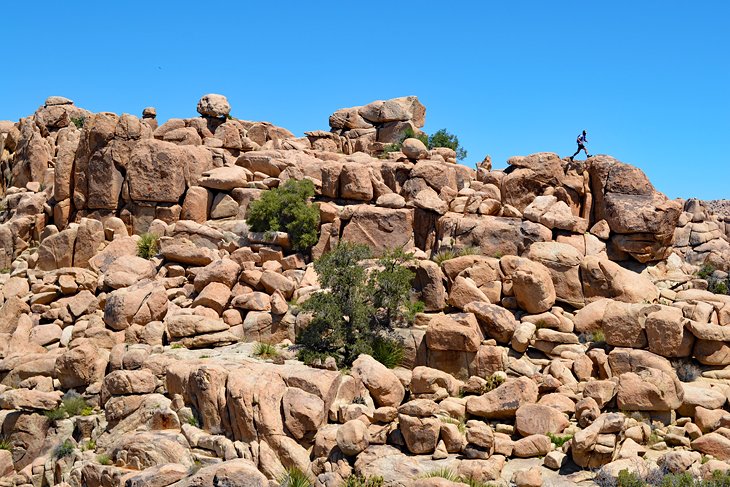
[
  {"xmin": 279, "ymin": 467, "xmax": 313, "ymax": 487},
  {"xmin": 673, "ymin": 359, "xmax": 702, "ymax": 382},
  {"xmin": 0, "ymin": 267, "xmax": 10, "ymax": 274},
  {"xmin": 246, "ymin": 178, "xmax": 320, "ymax": 251},
  {"xmin": 187, "ymin": 415, "xmax": 199, "ymax": 427},
  {"xmin": 697, "ymin": 263, "xmax": 716, "ymax": 280},
  {"xmin": 423, "ymin": 468, "xmax": 461, "ymax": 481},
  {"xmin": 54, "ymin": 439, "xmax": 75, "ymax": 459},
  {"xmin": 422, "ymin": 468, "xmax": 493, "ymax": 487},
  {"xmin": 71, "ymin": 116, "xmax": 85, "ymax": 129},
  {"xmin": 45, "ymin": 407, "xmax": 67, "ymax": 421},
  {"xmin": 432, "ymin": 246, "xmax": 480, "ymax": 265},
  {"xmin": 370, "ymin": 335, "xmax": 405, "ymax": 369},
  {"xmin": 439, "ymin": 415, "xmax": 466, "ymax": 433},
  {"xmin": 432, "ymin": 249, "xmax": 456, "ymax": 265},
  {"xmin": 428, "ymin": 128, "xmax": 468, "ymax": 161},
  {"xmin": 84, "ymin": 439, "xmax": 96, "ymax": 451},
  {"xmin": 136, "ymin": 232, "xmax": 159, "ymax": 259},
  {"xmin": 253, "ymin": 342, "xmax": 279, "ymax": 359},
  {"xmin": 547, "ymin": 432, "xmax": 573, "ymax": 447},
  {"xmin": 0, "ymin": 437, "xmax": 11, "ymax": 451},
  {"xmin": 62, "ymin": 392, "xmax": 90, "ymax": 417},
  {"xmin": 352, "ymin": 396, "xmax": 366, "ymax": 405},
  {"xmin": 343, "ymin": 475, "xmax": 384, "ymax": 487},
  {"xmin": 97, "ymin": 454, "xmax": 112, "ymax": 465},
  {"xmin": 297, "ymin": 243, "xmax": 417, "ymax": 367},
  {"xmin": 709, "ymin": 280, "xmax": 729, "ymax": 295},
  {"xmin": 483, "ymin": 374, "xmax": 505, "ymax": 392}
]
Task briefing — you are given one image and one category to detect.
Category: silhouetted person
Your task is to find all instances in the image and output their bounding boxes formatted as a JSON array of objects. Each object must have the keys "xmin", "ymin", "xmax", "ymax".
[{"xmin": 570, "ymin": 130, "xmax": 592, "ymax": 161}]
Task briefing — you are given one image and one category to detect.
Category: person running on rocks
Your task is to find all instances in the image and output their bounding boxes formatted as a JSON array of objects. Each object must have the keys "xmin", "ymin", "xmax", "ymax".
[{"xmin": 570, "ymin": 130, "xmax": 592, "ymax": 161}]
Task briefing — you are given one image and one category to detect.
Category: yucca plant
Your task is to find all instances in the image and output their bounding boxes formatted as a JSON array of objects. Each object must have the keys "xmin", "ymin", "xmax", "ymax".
[
  {"xmin": 279, "ymin": 467, "xmax": 313, "ymax": 487},
  {"xmin": 136, "ymin": 232, "xmax": 159, "ymax": 259},
  {"xmin": 253, "ymin": 342, "xmax": 279, "ymax": 359}
]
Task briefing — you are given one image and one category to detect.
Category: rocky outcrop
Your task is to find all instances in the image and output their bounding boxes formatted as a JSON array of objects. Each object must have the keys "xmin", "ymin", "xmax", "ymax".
[{"xmin": 0, "ymin": 94, "xmax": 728, "ymax": 487}]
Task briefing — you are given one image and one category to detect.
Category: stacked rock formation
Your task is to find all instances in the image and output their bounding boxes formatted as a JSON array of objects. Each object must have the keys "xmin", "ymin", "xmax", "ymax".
[{"xmin": 0, "ymin": 95, "xmax": 728, "ymax": 487}]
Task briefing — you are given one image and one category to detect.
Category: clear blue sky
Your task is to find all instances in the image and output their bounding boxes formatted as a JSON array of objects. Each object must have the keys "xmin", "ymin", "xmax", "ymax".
[{"xmin": 2, "ymin": 1, "xmax": 728, "ymax": 199}]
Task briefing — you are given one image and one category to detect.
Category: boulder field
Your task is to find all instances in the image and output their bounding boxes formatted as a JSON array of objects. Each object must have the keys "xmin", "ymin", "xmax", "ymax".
[{"xmin": 0, "ymin": 95, "xmax": 729, "ymax": 486}]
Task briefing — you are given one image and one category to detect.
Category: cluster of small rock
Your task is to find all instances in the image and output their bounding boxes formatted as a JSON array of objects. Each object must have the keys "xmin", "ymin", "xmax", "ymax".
[{"xmin": 0, "ymin": 95, "xmax": 728, "ymax": 487}]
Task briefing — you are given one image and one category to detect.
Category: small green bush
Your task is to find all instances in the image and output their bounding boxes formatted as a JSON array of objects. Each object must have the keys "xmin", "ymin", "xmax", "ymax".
[
  {"xmin": 547, "ymin": 432, "xmax": 573, "ymax": 447},
  {"xmin": 423, "ymin": 468, "xmax": 461, "ymax": 481},
  {"xmin": 246, "ymin": 178, "xmax": 320, "ymax": 252},
  {"xmin": 279, "ymin": 467, "xmax": 313, "ymax": 487},
  {"xmin": 483, "ymin": 374, "xmax": 505, "ymax": 393},
  {"xmin": 136, "ymin": 232, "xmax": 159, "ymax": 259},
  {"xmin": 0, "ymin": 268, "xmax": 10, "ymax": 274},
  {"xmin": 370, "ymin": 335, "xmax": 405, "ymax": 369},
  {"xmin": 45, "ymin": 407, "xmax": 67, "ymax": 421},
  {"xmin": 187, "ymin": 416, "xmax": 199, "ymax": 427},
  {"xmin": 428, "ymin": 128, "xmax": 468, "ymax": 161},
  {"xmin": 710, "ymin": 280, "xmax": 729, "ymax": 295},
  {"xmin": 97, "ymin": 454, "xmax": 112, "ymax": 465},
  {"xmin": 432, "ymin": 246, "xmax": 481, "ymax": 265},
  {"xmin": 343, "ymin": 475, "xmax": 384, "ymax": 487},
  {"xmin": 253, "ymin": 342, "xmax": 279, "ymax": 359},
  {"xmin": 697, "ymin": 263, "xmax": 716, "ymax": 279},
  {"xmin": 71, "ymin": 117, "xmax": 85, "ymax": 129},
  {"xmin": 439, "ymin": 415, "xmax": 466, "ymax": 433},
  {"xmin": 54, "ymin": 439, "xmax": 75, "ymax": 459},
  {"xmin": 0, "ymin": 437, "xmax": 11, "ymax": 451},
  {"xmin": 84, "ymin": 439, "xmax": 96, "ymax": 451},
  {"xmin": 62, "ymin": 394, "xmax": 90, "ymax": 417}
]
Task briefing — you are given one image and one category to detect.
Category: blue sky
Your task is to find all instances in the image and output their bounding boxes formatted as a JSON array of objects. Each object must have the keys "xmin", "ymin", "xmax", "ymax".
[{"xmin": 2, "ymin": 1, "xmax": 728, "ymax": 199}]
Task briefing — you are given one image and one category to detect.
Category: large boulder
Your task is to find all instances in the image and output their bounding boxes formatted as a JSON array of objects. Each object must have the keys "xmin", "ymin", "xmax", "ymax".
[
  {"xmin": 588, "ymin": 157, "xmax": 682, "ymax": 262},
  {"xmin": 580, "ymin": 255, "xmax": 659, "ymax": 303},
  {"xmin": 616, "ymin": 367, "xmax": 684, "ymax": 411},
  {"xmin": 197, "ymin": 94, "xmax": 231, "ymax": 118},
  {"xmin": 352, "ymin": 354, "xmax": 405, "ymax": 407},
  {"xmin": 466, "ymin": 377, "xmax": 538, "ymax": 419}
]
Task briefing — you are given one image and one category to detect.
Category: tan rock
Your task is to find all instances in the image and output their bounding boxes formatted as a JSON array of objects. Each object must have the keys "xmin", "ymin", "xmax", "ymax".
[
  {"xmin": 515, "ymin": 404, "xmax": 569, "ymax": 436},
  {"xmin": 399, "ymin": 414, "xmax": 440, "ymax": 454},
  {"xmin": 466, "ymin": 377, "xmax": 538, "ymax": 419},
  {"xmin": 336, "ymin": 419, "xmax": 369, "ymax": 456},
  {"xmin": 282, "ymin": 387, "xmax": 326, "ymax": 440},
  {"xmin": 352, "ymin": 354, "xmax": 405, "ymax": 407},
  {"xmin": 616, "ymin": 368, "xmax": 684, "ymax": 411},
  {"xmin": 426, "ymin": 315, "xmax": 481, "ymax": 352}
]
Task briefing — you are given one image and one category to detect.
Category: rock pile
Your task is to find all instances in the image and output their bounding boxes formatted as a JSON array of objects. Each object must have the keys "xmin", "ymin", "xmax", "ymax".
[{"xmin": 0, "ymin": 95, "xmax": 728, "ymax": 486}]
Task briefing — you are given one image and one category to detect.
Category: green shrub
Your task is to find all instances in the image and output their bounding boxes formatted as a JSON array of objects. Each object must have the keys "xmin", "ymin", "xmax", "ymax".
[
  {"xmin": 439, "ymin": 415, "xmax": 466, "ymax": 433},
  {"xmin": 428, "ymin": 128, "xmax": 468, "ymax": 161},
  {"xmin": 423, "ymin": 468, "xmax": 461, "ymax": 481},
  {"xmin": 697, "ymin": 263, "xmax": 716, "ymax": 279},
  {"xmin": 45, "ymin": 407, "xmax": 67, "ymax": 421},
  {"xmin": 136, "ymin": 232, "xmax": 159, "ymax": 259},
  {"xmin": 297, "ymin": 244, "xmax": 417, "ymax": 367},
  {"xmin": 187, "ymin": 415, "xmax": 199, "ymax": 427},
  {"xmin": 246, "ymin": 179, "xmax": 320, "ymax": 252},
  {"xmin": 84, "ymin": 439, "xmax": 96, "ymax": 451},
  {"xmin": 370, "ymin": 248, "xmax": 417, "ymax": 327},
  {"xmin": 0, "ymin": 437, "xmax": 11, "ymax": 451},
  {"xmin": 0, "ymin": 268, "xmax": 10, "ymax": 274},
  {"xmin": 710, "ymin": 280, "xmax": 729, "ymax": 295},
  {"xmin": 279, "ymin": 467, "xmax": 313, "ymax": 487},
  {"xmin": 343, "ymin": 475, "xmax": 384, "ymax": 487},
  {"xmin": 547, "ymin": 432, "xmax": 573, "ymax": 447},
  {"xmin": 97, "ymin": 454, "xmax": 112, "ymax": 465},
  {"xmin": 253, "ymin": 342, "xmax": 279, "ymax": 359},
  {"xmin": 432, "ymin": 246, "xmax": 480, "ymax": 265},
  {"xmin": 54, "ymin": 439, "xmax": 75, "ymax": 458},
  {"xmin": 370, "ymin": 335, "xmax": 405, "ymax": 369},
  {"xmin": 62, "ymin": 394, "xmax": 90, "ymax": 417},
  {"xmin": 71, "ymin": 117, "xmax": 85, "ymax": 129},
  {"xmin": 483, "ymin": 374, "xmax": 505, "ymax": 393}
]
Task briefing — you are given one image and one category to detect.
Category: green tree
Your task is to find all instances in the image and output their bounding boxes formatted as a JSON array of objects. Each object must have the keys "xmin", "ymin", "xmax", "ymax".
[
  {"xmin": 299, "ymin": 243, "xmax": 374, "ymax": 365},
  {"xmin": 428, "ymin": 128, "xmax": 468, "ymax": 161},
  {"xmin": 246, "ymin": 179, "xmax": 320, "ymax": 251},
  {"xmin": 298, "ymin": 243, "xmax": 417, "ymax": 367},
  {"xmin": 370, "ymin": 248, "xmax": 417, "ymax": 327}
]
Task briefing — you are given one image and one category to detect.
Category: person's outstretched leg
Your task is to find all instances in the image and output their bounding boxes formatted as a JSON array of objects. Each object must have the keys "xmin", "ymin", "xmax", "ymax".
[{"xmin": 571, "ymin": 147, "xmax": 580, "ymax": 160}]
